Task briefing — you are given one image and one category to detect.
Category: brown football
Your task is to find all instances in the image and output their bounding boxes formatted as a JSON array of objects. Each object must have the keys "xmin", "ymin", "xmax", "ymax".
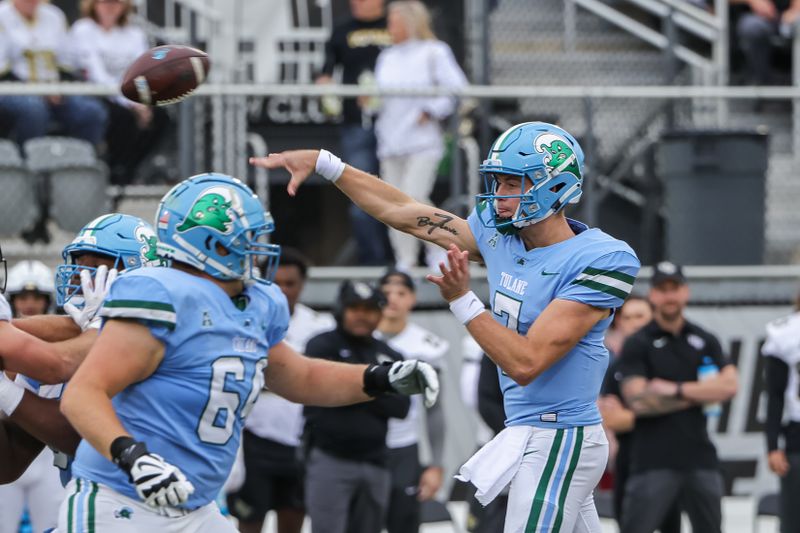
[{"xmin": 121, "ymin": 45, "xmax": 210, "ymax": 106}]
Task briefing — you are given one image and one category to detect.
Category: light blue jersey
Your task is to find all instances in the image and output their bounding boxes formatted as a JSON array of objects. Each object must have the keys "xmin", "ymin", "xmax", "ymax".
[
  {"xmin": 468, "ymin": 203, "xmax": 640, "ymax": 428},
  {"xmin": 71, "ymin": 268, "xmax": 289, "ymax": 509}
]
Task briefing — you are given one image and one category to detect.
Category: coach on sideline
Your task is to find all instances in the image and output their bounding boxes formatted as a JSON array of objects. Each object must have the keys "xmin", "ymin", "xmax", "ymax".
[
  {"xmin": 303, "ymin": 281, "xmax": 410, "ymax": 533},
  {"xmin": 618, "ymin": 261, "xmax": 738, "ymax": 533}
]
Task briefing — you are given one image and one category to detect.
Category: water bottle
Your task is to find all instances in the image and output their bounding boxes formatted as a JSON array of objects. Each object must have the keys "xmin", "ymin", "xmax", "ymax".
[{"xmin": 697, "ymin": 356, "xmax": 721, "ymax": 417}]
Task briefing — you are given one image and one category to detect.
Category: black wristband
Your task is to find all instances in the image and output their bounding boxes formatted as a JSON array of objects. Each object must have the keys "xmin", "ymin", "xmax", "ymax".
[
  {"xmin": 675, "ymin": 382, "xmax": 684, "ymax": 399},
  {"xmin": 110, "ymin": 436, "xmax": 147, "ymax": 477},
  {"xmin": 363, "ymin": 362, "xmax": 392, "ymax": 397}
]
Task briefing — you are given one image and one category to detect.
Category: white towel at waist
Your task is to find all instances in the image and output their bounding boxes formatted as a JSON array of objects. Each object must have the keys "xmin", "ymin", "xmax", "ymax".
[{"xmin": 455, "ymin": 425, "xmax": 534, "ymax": 506}]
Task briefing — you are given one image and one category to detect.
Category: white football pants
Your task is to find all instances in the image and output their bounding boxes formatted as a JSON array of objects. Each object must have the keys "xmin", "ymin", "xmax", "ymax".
[
  {"xmin": 56, "ymin": 478, "xmax": 236, "ymax": 532},
  {"xmin": 504, "ymin": 424, "xmax": 608, "ymax": 533}
]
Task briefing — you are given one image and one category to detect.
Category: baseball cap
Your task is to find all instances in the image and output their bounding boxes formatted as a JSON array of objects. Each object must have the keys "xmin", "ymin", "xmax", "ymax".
[
  {"xmin": 378, "ymin": 269, "xmax": 415, "ymax": 292},
  {"xmin": 338, "ymin": 280, "xmax": 386, "ymax": 310},
  {"xmin": 651, "ymin": 261, "xmax": 686, "ymax": 287}
]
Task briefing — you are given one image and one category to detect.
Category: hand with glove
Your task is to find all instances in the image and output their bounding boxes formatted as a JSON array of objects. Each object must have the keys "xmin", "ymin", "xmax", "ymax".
[
  {"xmin": 111, "ymin": 436, "xmax": 195, "ymax": 508},
  {"xmin": 363, "ymin": 359, "xmax": 440, "ymax": 407},
  {"xmin": 64, "ymin": 265, "xmax": 118, "ymax": 331}
]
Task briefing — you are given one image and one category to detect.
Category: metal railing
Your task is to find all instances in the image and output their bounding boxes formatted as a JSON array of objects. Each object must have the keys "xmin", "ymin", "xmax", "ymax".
[{"xmin": 1, "ymin": 82, "xmax": 797, "ymax": 261}]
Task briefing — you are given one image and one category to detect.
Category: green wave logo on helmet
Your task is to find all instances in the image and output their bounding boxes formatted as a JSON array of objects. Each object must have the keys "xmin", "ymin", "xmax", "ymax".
[
  {"xmin": 176, "ymin": 187, "xmax": 236, "ymax": 234},
  {"xmin": 534, "ymin": 134, "xmax": 581, "ymax": 179},
  {"xmin": 134, "ymin": 222, "xmax": 162, "ymax": 266}
]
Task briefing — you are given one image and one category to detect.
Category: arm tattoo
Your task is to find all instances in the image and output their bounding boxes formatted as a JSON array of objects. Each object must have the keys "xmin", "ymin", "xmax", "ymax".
[
  {"xmin": 628, "ymin": 393, "xmax": 692, "ymax": 417},
  {"xmin": 416, "ymin": 213, "xmax": 458, "ymax": 236}
]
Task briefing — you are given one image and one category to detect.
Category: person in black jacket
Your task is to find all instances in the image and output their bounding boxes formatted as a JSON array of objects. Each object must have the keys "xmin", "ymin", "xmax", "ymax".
[{"xmin": 303, "ymin": 280, "xmax": 411, "ymax": 533}]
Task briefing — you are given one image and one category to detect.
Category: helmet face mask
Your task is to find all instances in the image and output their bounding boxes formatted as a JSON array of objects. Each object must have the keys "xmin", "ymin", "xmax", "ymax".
[
  {"xmin": 56, "ymin": 214, "xmax": 161, "ymax": 307},
  {"xmin": 476, "ymin": 122, "xmax": 585, "ymax": 230},
  {"xmin": 155, "ymin": 174, "xmax": 281, "ymax": 284}
]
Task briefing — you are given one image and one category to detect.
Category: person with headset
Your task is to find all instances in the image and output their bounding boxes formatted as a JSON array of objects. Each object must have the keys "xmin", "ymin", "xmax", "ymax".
[{"xmin": 303, "ymin": 280, "xmax": 411, "ymax": 533}]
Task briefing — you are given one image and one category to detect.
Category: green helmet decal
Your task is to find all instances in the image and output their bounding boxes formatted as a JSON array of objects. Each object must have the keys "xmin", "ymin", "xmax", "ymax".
[
  {"xmin": 176, "ymin": 189, "xmax": 234, "ymax": 233},
  {"xmin": 534, "ymin": 134, "xmax": 581, "ymax": 179},
  {"xmin": 134, "ymin": 222, "xmax": 162, "ymax": 266}
]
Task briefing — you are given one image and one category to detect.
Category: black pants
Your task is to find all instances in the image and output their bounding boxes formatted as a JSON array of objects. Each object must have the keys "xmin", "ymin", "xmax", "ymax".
[
  {"xmin": 621, "ymin": 469, "xmax": 723, "ymax": 533},
  {"xmin": 385, "ymin": 444, "xmax": 422, "ymax": 533},
  {"xmin": 614, "ymin": 449, "xmax": 681, "ymax": 533},
  {"xmin": 780, "ymin": 453, "xmax": 800, "ymax": 533},
  {"xmin": 103, "ymin": 100, "xmax": 169, "ymax": 185}
]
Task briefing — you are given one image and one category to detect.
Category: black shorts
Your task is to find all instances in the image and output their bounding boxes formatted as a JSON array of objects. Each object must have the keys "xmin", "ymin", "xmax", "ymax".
[{"xmin": 227, "ymin": 430, "xmax": 305, "ymax": 522}]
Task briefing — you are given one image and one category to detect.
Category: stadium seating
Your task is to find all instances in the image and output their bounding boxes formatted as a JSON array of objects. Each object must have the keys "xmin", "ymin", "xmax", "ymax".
[
  {"xmin": 0, "ymin": 140, "xmax": 40, "ymax": 236},
  {"xmin": 23, "ymin": 137, "xmax": 111, "ymax": 233}
]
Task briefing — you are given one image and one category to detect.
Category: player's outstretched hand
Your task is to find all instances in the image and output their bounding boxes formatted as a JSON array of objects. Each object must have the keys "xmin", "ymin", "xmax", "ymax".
[
  {"xmin": 388, "ymin": 360, "xmax": 440, "ymax": 408},
  {"xmin": 113, "ymin": 438, "xmax": 195, "ymax": 507},
  {"xmin": 64, "ymin": 265, "xmax": 118, "ymax": 331},
  {"xmin": 249, "ymin": 150, "xmax": 319, "ymax": 197},
  {"xmin": 426, "ymin": 243, "xmax": 471, "ymax": 302}
]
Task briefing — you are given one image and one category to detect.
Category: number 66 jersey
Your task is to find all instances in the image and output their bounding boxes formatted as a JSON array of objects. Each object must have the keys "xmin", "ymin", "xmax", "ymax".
[
  {"xmin": 70, "ymin": 267, "xmax": 290, "ymax": 510},
  {"xmin": 468, "ymin": 207, "xmax": 640, "ymax": 429}
]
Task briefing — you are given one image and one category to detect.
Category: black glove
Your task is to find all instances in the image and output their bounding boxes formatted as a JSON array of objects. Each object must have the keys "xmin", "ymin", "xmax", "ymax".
[
  {"xmin": 111, "ymin": 436, "xmax": 195, "ymax": 508},
  {"xmin": 363, "ymin": 360, "xmax": 440, "ymax": 407}
]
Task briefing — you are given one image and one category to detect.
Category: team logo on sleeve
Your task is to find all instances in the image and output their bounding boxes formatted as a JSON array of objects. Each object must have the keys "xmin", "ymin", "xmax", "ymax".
[
  {"xmin": 534, "ymin": 134, "xmax": 581, "ymax": 178},
  {"xmin": 176, "ymin": 187, "xmax": 240, "ymax": 234}
]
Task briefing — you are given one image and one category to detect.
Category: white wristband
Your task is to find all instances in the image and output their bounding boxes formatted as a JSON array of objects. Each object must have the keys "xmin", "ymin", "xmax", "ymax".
[
  {"xmin": 315, "ymin": 149, "xmax": 346, "ymax": 182},
  {"xmin": 0, "ymin": 373, "xmax": 25, "ymax": 416},
  {"xmin": 449, "ymin": 291, "xmax": 486, "ymax": 325}
]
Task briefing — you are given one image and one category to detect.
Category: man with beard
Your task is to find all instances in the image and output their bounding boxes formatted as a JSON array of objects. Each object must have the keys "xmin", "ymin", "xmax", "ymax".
[
  {"xmin": 617, "ymin": 261, "xmax": 738, "ymax": 533},
  {"xmin": 303, "ymin": 280, "xmax": 411, "ymax": 533}
]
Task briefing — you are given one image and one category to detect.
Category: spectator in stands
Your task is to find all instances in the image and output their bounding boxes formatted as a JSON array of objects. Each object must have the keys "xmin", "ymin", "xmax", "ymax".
[
  {"xmin": 303, "ymin": 280, "xmax": 410, "ymax": 533},
  {"xmin": 374, "ymin": 270, "xmax": 447, "ymax": 533},
  {"xmin": 70, "ymin": 0, "xmax": 168, "ymax": 185},
  {"xmin": 0, "ymin": 0, "xmax": 107, "ymax": 146},
  {"xmin": 374, "ymin": 0, "xmax": 467, "ymax": 271},
  {"xmin": 599, "ymin": 294, "xmax": 681, "ymax": 533},
  {"xmin": 0, "ymin": 259, "xmax": 63, "ymax": 533},
  {"xmin": 317, "ymin": 0, "xmax": 393, "ymax": 266},
  {"xmin": 734, "ymin": 0, "xmax": 800, "ymax": 85},
  {"xmin": 761, "ymin": 290, "xmax": 800, "ymax": 533},
  {"xmin": 228, "ymin": 249, "xmax": 334, "ymax": 533},
  {"xmin": 618, "ymin": 261, "xmax": 738, "ymax": 533}
]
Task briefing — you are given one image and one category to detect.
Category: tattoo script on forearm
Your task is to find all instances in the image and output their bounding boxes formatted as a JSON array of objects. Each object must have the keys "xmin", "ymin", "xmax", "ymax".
[{"xmin": 417, "ymin": 213, "xmax": 458, "ymax": 235}]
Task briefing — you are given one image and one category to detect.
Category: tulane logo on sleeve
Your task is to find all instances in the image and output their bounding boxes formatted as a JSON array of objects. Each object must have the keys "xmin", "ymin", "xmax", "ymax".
[
  {"xmin": 176, "ymin": 187, "xmax": 239, "ymax": 234},
  {"xmin": 534, "ymin": 133, "xmax": 581, "ymax": 178}
]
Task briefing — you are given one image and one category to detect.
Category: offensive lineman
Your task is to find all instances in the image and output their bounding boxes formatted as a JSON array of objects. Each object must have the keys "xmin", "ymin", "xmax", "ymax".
[
  {"xmin": 58, "ymin": 173, "xmax": 439, "ymax": 531},
  {"xmin": 253, "ymin": 121, "xmax": 641, "ymax": 532}
]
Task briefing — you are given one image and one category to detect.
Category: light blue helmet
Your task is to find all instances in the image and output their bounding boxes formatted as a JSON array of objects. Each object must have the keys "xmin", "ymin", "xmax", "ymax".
[
  {"xmin": 56, "ymin": 213, "xmax": 161, "ymax": 306},
  {"xmin": 154, "ymin": 173, "xmax": 280, "ymax": 284},
  {"xmin": 476, "ymin": 122, "xmax": 585, "ymax": 229}
]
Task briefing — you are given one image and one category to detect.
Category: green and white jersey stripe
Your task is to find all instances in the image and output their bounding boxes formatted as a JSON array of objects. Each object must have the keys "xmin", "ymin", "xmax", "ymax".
[
  {"xmin": 570, "ymin": 266, "xmax": 635, "ymax": 300},
  {"xmin": 100, "ymin": 299, "xmax": 177, "ymax": 329}
]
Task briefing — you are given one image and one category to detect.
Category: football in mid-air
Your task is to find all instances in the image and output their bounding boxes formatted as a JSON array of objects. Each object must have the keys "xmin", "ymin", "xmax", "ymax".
[{"xmin": 121, "ymin": 45, "xmax": 210, "ymax": 106}]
